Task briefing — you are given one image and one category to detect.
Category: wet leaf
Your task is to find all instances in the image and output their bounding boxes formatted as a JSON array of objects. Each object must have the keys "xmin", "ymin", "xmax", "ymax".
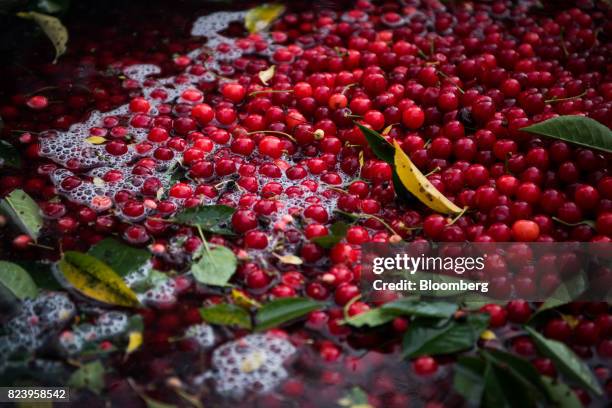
[
  {"xmin": 68, "ymin": 360, "xmax": 105, "ymax": 394},
  {"xmin": 453, "ymin": 356, "xmax": 486, "ymax": 405},
  {"xmin": 346, "ymin": 298, "xmax": 456, "ymax": 328},
  {"xmin": 312, "ymin": 221, "xmax": 349, "ymax": 249},
  {"xmin": 525, "ymin": 327, "xmax": 602, "ymax": 395},
  {"xmin": 192, "ymin": 245, "xmax": 237, "ymax": 286},
  {"xmin": 245, "ymin": 3, "xmax": 285, "ymax": 33},
  {"xmin": 200, "ymin": 303, "xmax": 251, "ymax": 329},
  {"xmin": 273, "ymin": 253, "xmax": 303, "ymax": 265},
  {"xmin": 521, "ymin": 115, "xmax": 612, "ymax": 154},
  {"xmin": 88, "ymin": 238, "xmax": 150, "ymax": 277},
  {"xmin": 0, "ymin": 261, "xmax": 38, "ymax": 300},
  {"xmin": 402, "ymin": 314, "xmax": 489, "ymax": 358},
  {"xmin": 337, "ymin": 386, "xmax": 372, "ymax": 408},
  {"xmin": 394, "ymin": 140, "xmax": 463, "ymax": 214},
  {"xmin": 126, "ymin": 331, "xmax": 143, "ymax": 355},
  {"xmin": 85, "ymin": 136, "xmax": 106, "ymax": 144},
  {"xmin": 231, "ymin": 288, "xmax": 261, "ymax": 309},
  {"xmin": 173, "ymin": 205, "xmax": 235, "ymax": 235},
  {"xmin": 255, "ymin": 297, "xmax": 322, "ymax": 331},
  {"xmin": 0, "ymin": 189, "xmax": 43, "ymax": 239},
  {"xmin": 531, "ymin": 272, "xmax": 587, "ymax": 319},
  {"xmin": 0, "ymin": 140, "xmax": 21, "ymax": 168},
  {"xmin": 57, "ymin": 251, "xmax": 140, "ymax": 307},
  {"xmin": 258, "ymin": 65, "xmax": 276, "ymax": 85},
  {"xmin": 540, "ymin": 377, "xmax": 582, "ymax": 408},
  {"xmin": 17, "ymin": 11, "xmax": 68, "ymax": 62}
]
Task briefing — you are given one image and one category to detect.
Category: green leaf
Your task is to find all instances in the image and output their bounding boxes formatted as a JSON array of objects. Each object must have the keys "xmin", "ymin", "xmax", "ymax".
[
  {"xmin": 346, "ymin": 298, "xmax": 456, "ymax": 328},
  {"xmin": 0, "ymin": 189, "xmax": 43, "ymax": 240},
  {"xmin": 57, "ymin": 251, "xmax": 140, "ymax": 307},
  {"xmin": 15, "ymin": 260, "xmax": 60, "ymax": 290},
  {"xmin": 453, "ymin": 356, "xmax": 486, "ymax": 405},
  {"xmin": 88, "ymin": 238, "xmax": 150, "ymax": 277},
  {"xmin": 36, "ymin": 0, "xmax": 71, "ymax": 14},
  {"xmin": 0, "ymin": 261, "xmax": 38, "ymax": 300},
  {"xmin": 540, "ymin": 376, "xmax": 582, "ymax": 408},
  {"xmin": 521, "ymin": 115, "xmax": 612, "ymax": 153},
  {"xmin": 525, "ymin": 327, "xmax": 603, "ymax": 395},
  {"xmin": 337, "ymin": 386, "xmax": 372, "ymax": 408},
  {"xmin": 402, "ymin": 314, "xmax": 489, "ymax": 358},
  {"xmin": 68, "ymin": 360, "xmax": 105, "ymax": 394},
  {"xmin": 482, "ymin": 362, "xmax": 517, "ymax": 408},
  {"xmin": 173, "ymin": 205, "xmax": 235, "ymax": 235},
  {"xmin": 482, "ymin": 349, "xmax": 548, "ymax": 401},
  {"xmin": 255, "ymin": 297, "xmax": 322, "ymax": 332},
  {"xmin": 200, "ymin": 303, "xmax": 251, "ymax": 329},
  {"xmin": 17, "ymin": 11, "xmax": 68, "ymax": 63},
  {"xmin": 0, "ymin": 140, "xmax": 21, "ymax": 168},
  {"xmin": 311, "ymin": 221, "xmax": 348, "ymax": 249},
  {"xmin": 244, "ymin": 3, "xmax": 285, "ymax": 33},
  {"xmin": 531, "ymin": 272, "xmax": 587, "ymax": 320},
  {"xmin": 191, "ymin": 245, "xmax": 237, "ymax": 286},
  {"xmin": 356, "ymin": 123, "xmax": 394, "ymax": 164}
]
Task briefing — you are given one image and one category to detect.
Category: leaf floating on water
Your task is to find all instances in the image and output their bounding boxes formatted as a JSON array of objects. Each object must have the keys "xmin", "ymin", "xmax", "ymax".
[
  {"xmin": 0, "ymin": 189, "xmax": 43, "ymax": 240},
  {"xmin": 85, "ymin": 136, "xmax": 107, "ymax": 145},
  {"xmin": 126, "ymin": 331, "xmax": 143, "ymax": 355},
  {"xmin": 244, "ymin": 3, "xmax": 285, "ymax": 33},
  {"xmin": 17, "ymin": 11, "xmax": 68, "ymax": 63},
  {"xmin": 258, "ymin": 65, "xmax": 276, "ymax": 85},
  {"xmin": 393, "ymin": 140, "xmax": 463, "ymax": 215},
  {"xmin": 273, "ymin": 253, "xmax": 303, "ymax": 265},
  {"xmin": 200, "ymin": 303, "xmax": 252, "ymax": 329},
  {"xmin": 191, "ymin": 245, "xmax": 237, "ymax": 286},
  {"xmin": 0, "ymin": 140, "xmax": 21, "ymax": 168},
  {"xmin": 0, "ymin": 261, "xmax": 38, "ymax": 300},
  {"xmin": 68, "ymin": 360, "xmax": 105, "ymax": 395},
  {"xmin": 57, "ymin": 251, "xmax": 141, "ymax": 307}
]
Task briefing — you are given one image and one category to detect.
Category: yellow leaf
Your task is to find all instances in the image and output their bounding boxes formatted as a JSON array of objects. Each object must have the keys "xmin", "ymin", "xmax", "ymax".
[
  {"xmin": 358, "ymin": 150, "xmax": 365, "ymax": 169},
  {"xmin": 231, "ymin": 288, "xmax": 261, "ymax": 309},
  {"xmin": 382, "ymin": 124, "xmax": 394, "ymax": 136},
  {"xmin": 273, "ymin": 253, "xmax": 303, "ymax": 265},
  {"xmin": 245, "ymin": 4, "xmax": 285, "ymax": 33},
  {"xmin": 85, "ymin": 136, "xmax": 107, "ymax": 145},
  {"xmin": 258, "ymin": 65, "xmax": 276, "ymax": 86},
  {"xmin": 17, "ymin": 12, "xmax": 68, "ymax": 63},
  {"xmin": 92, "ymin": 177, "xmax": 105, "ymax": 187},
  {"xmin": 561, "ymin": 314, "xmax": 580, "ymax": 329},
  {"xmin": 126, "ymin": 331, "xmax": 143, "ymax": 354},
  {"xmin": 393, "ymin": 140, "xmax": 463, "ymax": 215},
  {"xmin": 58, "ymin": 251, "xmax": 140, "ymax": 308},
  {"xmin": 480, "ymin": 329, "xmax": 496, "ymax": 340}
]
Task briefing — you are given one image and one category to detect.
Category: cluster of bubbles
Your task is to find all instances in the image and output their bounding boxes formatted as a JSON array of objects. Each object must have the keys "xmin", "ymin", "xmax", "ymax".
[
  {"xmin": 184, "ymin": 323, "xmax": 216, "ymax": 349},
  {"xmin": 124, "ymin": 262, "xmax": 179, "ymax": 308},
  {"xmin": 58, "ymin": 311, "xmax": 129, "ymax": 355},
  {"xmin": 194, "ymin": 333, "xmax": 296, "ymax": 398},
  {"xmin": 0, "ymin": 292, "xmax": 75, "ymax": 369}
]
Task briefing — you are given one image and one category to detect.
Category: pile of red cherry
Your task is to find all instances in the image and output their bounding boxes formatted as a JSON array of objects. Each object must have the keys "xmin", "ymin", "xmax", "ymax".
[{"xmin": 0, "ymin": 0, "xmax": 611, "ymax": 406}]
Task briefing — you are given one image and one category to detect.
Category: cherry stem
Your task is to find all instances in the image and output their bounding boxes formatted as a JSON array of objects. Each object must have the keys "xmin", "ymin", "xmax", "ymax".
[
  {"xmin": 246, "ymin": 130, "xmax": 296, "ymax": 142},
  {"xmin": 342, "ymin": 294, "xmax": 362, "ymax": 321},
  {"xmin": 248, "ymin": 89, "xmax": 293, "ymax": 97},
  {"xmin": 448, "ymin": 206, "xmax": 469, "ymax": 225},
  {"xmin": 341, "ymin": 82, "xmax": 357, "ymax": 95},
  {"xmin": 28, "ymin": 242, "xmax": 55, "ymax": 250},
  {"xmin": 437, "ymin": 70, "xmax": 465, "ymax": 94},
  {"xmin": 424, "ymin": 166, "xmax": 441, "ymax": 177},
  {"xmin": 545, "ymin": 90, "xmax": 587, "ymax": 103},
  {"xmin": 552, "ymin": 216, "xmax": 595, "ymax": 228}
]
